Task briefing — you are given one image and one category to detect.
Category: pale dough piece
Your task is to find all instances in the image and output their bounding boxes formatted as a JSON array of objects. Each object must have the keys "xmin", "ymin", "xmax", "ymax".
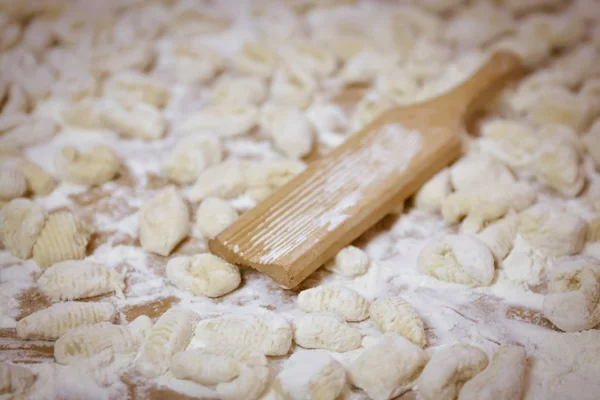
[
  {"xmin": 195, "ymin": 312, "xmax": 292, "ymax": 356},
  {"xmin": 325, "ymin": 245, "xmax": 370, "ymax": 278},
  {"xmin": 186, "ymin": 161, "xmax": 246, "ymax": 203},
  {"xmin": 418, "ymin": 234, "xmax": 495, "ymax": 287},
  {"xmin": 231, "ymin": 41, "xmax": 278, "ymax": 78},
  {"xmin": 171, "ymin": 349, "xmax": 239, "ymax": 386},
  {"xmin": 349, "ymin": 333, "xmax": 428, "ymax": 400},
  {"xmin": 458, "ymin": 344, "xmax": 527, "ymax": 400},
  {"xmin": 414, "ymin": 169, "xmax": 452, "ymax": 213},
  {"xmin": 162, "ymin": 135, "xmax": 223, "ymax": 184},
  {"xmin": 32, "ymin": 211, "xmax": 92, "ymax": 269},
  {"xmin": 270, "ymin": 63, "xmax": 317, "ymax": 109},
  {"xmin": 582, "ymin": 119, "xmax": 600, "ymax": 168},
  {"xmin": 55, "ymin": 145, "xmax": 121, "ymax": 186},
  {"xmin": 16, "ymin": 302, "xmax": 116, "ymax": 340},
  {"xmin": 211, "ymin": 76, "xmax": 267, "ymax": 107},
  {"xmin": 0, "ymin": 198, "xmax": 45, "ymax": 259},
  {"xmin": 297, "ymin": 286, "xmax": 369, "ymax": 322},
  {"xmin": 416, "ymin": 344, "xmax": 488, "ymax": 400},
  {"xmin": 37, "ymin": 260, "xmax": 125, "ymax": 302},
  {"xmin": 16, "ymin": 159, "xmax": 57, "ymax": 196},
  {"xmin": 179, "ymin": 104, "xmax": 259, "ymax": 137},
  {"xmin": 0, "ymin": 163, "xmax": 27, "ymax": 200},
  {"xmin": 138, "ymin": 187, "xmax": 190, "ymax": 256},
  {"xmin": 194, "ymin": 197, "xmax": 238, "ymax": 239},
  {"xmin": 259, "ymin": 103, "xmax": 314, "ymax": 159},
  {"xmin": 293, "ymin": 312, "xmax": 361, "ymax": 352},
  {"xmin": 479, "ymin": 119, "xmax": 540, "ymax": 169},
  {"xmin": 166, "ymin": 253, "xmax": 240, "ymax": 297},
  {"xmin": 135, "ymin": 308, "xmax": 199, "ymax": 378},
  {"xmin": 532, "ymin": 141, "xmax": 584, "ymax": 197},
  {"xmin": 61, "ymin": 98, "xmax": 105, "ymax": 130},
  {"xmin": 0, "ymin": 117, "xmax": 57, "ymax": 151},
  {"xmin": 477, "ymin": 213, "xmax": 520, "ymax": 263},
  {"xmin": 103, "ymin": 71, "xmax": 169, "ymax": 108},
  {"xmin": 450, "ymin": 154, "xmax": 515, "ymax": 192},
  {"xmin": 369, "ymin": 296, "xmax": 426, "ymax": 347},
  {"xmin": 101, "ymin": 99, "xmax": 166, "ymax": 140}
]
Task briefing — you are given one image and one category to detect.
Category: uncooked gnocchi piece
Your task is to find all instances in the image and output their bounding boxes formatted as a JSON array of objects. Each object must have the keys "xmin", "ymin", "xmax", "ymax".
[
  {"xmin": 38, "ymin": 260, "xmax": 125, "ymax": 302},
  {"xmin": 414, "ymin": 168, "xmax": 452, "ymax": 213},
  {"xmin": 417, "ymin": 234, "xmax": 495, "ymax": 287},
  {"xmin": 194, "ymin": 197, "xmax": 238, "ymax": 239},
  {"xmin": 186, "ymin": 161, "xmax": 246, "ymax": 203},
  {"xmin": 582, "ymin": 119, "xmax": 600, "ymax": 168},
  {"xmin": 588, "ymin": 218, "xmax": 600, "ymax": 243},
  {"xmin": 532, "ymin": 142, "xmax": 584, "ymax": 197},
  {"xmin": 195, "ymin": 312, "xmax": 292, "ymax": 356},
  {"xmin": 101, "ymin": 99, "xmax": 166, "ymax": 140},
  {"xmin": 0, "ymin": 362, "xmax": 36, "ymax": 397},
  {"xmin": 244, "ymin": 160, "xmax": 306, "ymax": 190},
  {"xmin": 450, "ymin": 154, "xmax": 515, "ymax": 192},
  {"xmin": 32, "ymin": 211, "xmax": 92, "ymax": 269},
  {"xmin": 0, "ymin": 163, "xmax": 27, "ymax": 200},
  {"xmin": 458, "ymin": 344, "xmax": 527, "ymax": 400},
  {"xmin": 139, "ymin": 187, "xmax": 190, "ymax": 256},
  {"xmin": 179, "ymin": 104, "xmax": 259, "ymax": 137},
  {"xmin": 477, "ymin": 213, "xmax": 519, "ymax": 263},
  {"xmin": 270, "ymin": 63, "xmax": 317, "ymax": 108},
  {"xmin": 60, "ymin": 98, "xmax": 105, "ymax": 130},
  {"xmin": 166, "ymin": 253, "xmax": 240, "ymax": 297},
  {"xmin": 211, "ymin": 76, "xmax": 267, "ymax": 107},
  {"xmin": 416, "ymin": 344, "xmax": 488, "ymax": 400},
  {"xmin": 16, "ymin": 301, "xmax": 116, "ymax": 340},
  {"xmin": 165, "ymin": 41, "xmax": 225, "ymax": 84},
  {"xmin": 325, "ymin": 245, "xmax": 370, "ymax": 278},
  {"xmin": 542, "ymin": 256, "xmax": 600, "ymax": 332},
  {"xmin": 103, "ymin": 71, "xmax": 169, "ymax": 108},
  {"xmin": 275, "ymin": 350, "xmax": 346, "ymax": 400},
  {"xmin": 162, "ymin": 135, "xmax": 223, "ymax": 184},
  {"xmin": 279, "ymin": 41, "xmax": 337, "ymax": 78},
  {"xmin": 526, "ymin": 86, "xmax": 590, "ymax": 132},
  {"xmin": 55, "ymin": 145, "xmax": 121, "ymax": 186},
  {"xmin": 293, "ymin": 312, "xmax": 361, "ymax": 352},
  {"xmin": 231, "ymin": 41, "xmax": 278, "ymax": 78},
  {"xmin": 0, "ymin": 115, "xmax": 57, "ymax": 150},
  {"xmin": 135, "ymin": 308, "xmax": 199, "ymax": 378},
  {"xmin": 171, "ymin": 349, "xmax": 240, "ymax": 386},
  {"xmin": 0, "ymin": 198, "xmax": 45, "ymax": 259},
  {"xmin": 350, "ymin": 92, "xmax": 394, "ymax": 131},
  {"xmin": 349, "ymin": 333, "xmax": 428, "ymax": 400},
  {"xmin": 339, "ymin": 50, "xmax": 388, "ymax": 86},
  {"xmin": 369, "ymin": 297, "xmax": 426, "ymax": 347},
  {"xmin": 297, "ymin": 286, "xmax": 369, "ymax": 322},
  {"xmin": 479, "ymin": 119, "xmax": 540, "ymax": 169},
  {"xmin": 54, "ymin": 316, "xmax": 152, "ymax": 365},
  {"xmin": 16, "ymin": 159, "xmax": 56, "ymax": 196},
  {"xmin": 259, "ymin": 104, "xmax": 315, "ymax": 159},
  {"xmin": 518, "ymin": 205, "xmax": 587, "ymax": 257}
]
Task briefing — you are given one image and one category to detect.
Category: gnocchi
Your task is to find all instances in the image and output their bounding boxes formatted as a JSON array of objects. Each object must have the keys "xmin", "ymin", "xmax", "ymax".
[
  {"xmin": 532, "ymin": 142, "xmax": 584, "ymax": 197},
  {"xmin": 479, "ymin": 119, "xmax": 540, "ymax": 169},
  {"xmin": 171, "ymin": 349, "xmax": 239, "ymax": 386},
  {"xmin": 103, "ymin": 71, "xmax": 169, "ymax": 108},
  {"xmin": 414, "ymin": 168, "xmax": 452, "ymax": 213},
  {"xmin": 297, "ymin": 286, "xmax": 369, "ymax": 322},
  {"xmin": 293, "ymin": 312, "xmax": 361, "ymax": 352},
  {"xmin": 450, "ymin": 154, "xmax": 515, "ymax": 192},
  {"xmin": 195, "ymin": 312, "xmax": 292, "ymax": 356},
  {"xmin": 259, "ymin": 104, "xmax": 315, "ymax": 159},
  {"xmin": 0, "ymin": 163, "xmax": 27, "ymax": 200},
  {"xmin": 211, "ymin": 76, "xmax": 267, "ymax": 107},
  {"xmin": 349, "ymin": 333, "xmax": 428, "ymax": 400},
  {"xmin": 416, "ymin": 344, "xmax": 488, "ymax": 400},
  {"xmin": 186, "ymin": 161, "xmax": 246, "ymax": 203},
  {"xmin": 139, "ymin": 187, "xmax": 190, "ymax": 256},
  {"xmin": 418, "ymin": 234, "xmax": 495, "ymax": 286},
  {"xmin": 54, "ymin": 316, "xmax": 152, "ymax": 364},
  {"xmin": 32, "ymin": 211, "xmax": 92, "ymax": 269},
  {"xmin": 458, "ymin": 344, "xmax": 527, "ymax": 400},
  {"xmin": 166, "ymin": 253, "xmax": 241, "ymax": 297},
  {"xmin": 193, "ymin": 197, "xmax": 238, "ymax": 239},
  {"xmin": 162, "ymin": 135, "xmax": 223, "ymax": 184},
  {"xmin": 179, "ymin": 104, "xmax": 259, "ymax": 137},
  {"xmin": 231, "ymin": 41, "xmax": 278, "ymax": 78},
  {"xmin": 0, "ymin": 198, "xmax": 45, "ymax": 259},
  {"xmin": 325, "ymin": 245, "xmax": 370, "ymax": 278},
  {"xmin": 369, "ymin": 297, "xmax": 426, "ymax": 347},
  {"xmin": 135, "ymin": 308, "xmax": 199, "ymax": 378},
  {"xmin": 0, "ymin": 117, "xmax": 57, "ymax": 150},
  {"xmin": 542, "ymin": 256, "xmax": 600, "ymax": 332},
  {"xmin": 16, "ymin": 302, "xmax": 116, "ymax": 340},
  {"xmin": 38, "ymin": 260, "xmax": 125, "ymax": 302},
  {"xmin": 101, "ymin": 99, "xmax": 167, "ymax": 140},
  {"xmin": 16, "ymin": 159, "xmax": 57, "ymax": 196},
  {"xmin": 55, "ymin": 145, "xmax": 121, "ymax": 186},
  {"xmin": 477, "ymin": 213, "xmax": 520, "ymax": 263},
  {"xmin": 270, "ymin": 63, "xmax": 317, "ymax": 109}
]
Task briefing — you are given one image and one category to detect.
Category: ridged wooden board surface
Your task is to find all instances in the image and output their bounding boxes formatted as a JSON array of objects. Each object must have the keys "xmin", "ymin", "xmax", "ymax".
[{"xmin": 209, "ymin": 51, "xmax": 524, "ymax": 288}]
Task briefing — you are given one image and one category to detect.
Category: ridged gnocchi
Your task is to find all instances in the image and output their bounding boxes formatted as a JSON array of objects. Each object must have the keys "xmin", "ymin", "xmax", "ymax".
[
  {"xmin": 297, "ymin": 286, "xmax": 369, "ymax": 322},
  {"xmin": 418, "ymin": 234, "xmax": 495, "ymax": 286},
  {"xmin": 458, "ymin": 344, "xmax": 527, "ymax": 400},
  {"xmin": 275, "ymin": 350, "xmax": 346, "ymax": 400},
  {"xmin": 166, "ymin": 254, "xmax": 240, "ymax": 297},
  {"xmin": 349, "ymin": 333, "xmax": 428, "ymax": 400},
  {"xmin": 518, "ymin": 205, "xmax": 587, "ymax": 257},
  {"xmin": 0, "ymin": 116, "xmax": 58, "ymax": 150},
  {"xmin": 193, "ymin": 197, "xmax": 238, "ymax": 239},
  {"xmin": 135, "ymin": 308, "xmax": 199, "ymax": 378},
  {"xmin": 54, "ymin": 316, "xmax": 152, "ymax": 364},
  {"xmin": 171, "ymin": 349, "xmax": 239, "ymax": 386},
  {"xmin": 16, "ymin": 159, "xmax": 57, "ymax": 196},
  {"xmin": 163, "ymin": 41, "xmax": 225, "ymax": 84},
  {"xmin": 542, "ymin": 256, "xmax": 600, "ymax": 332},
  {"xmin": 195, "ymin": 312, "xmax": 292, "ymax": 356},
  {"xmin": 16, "ymin": 301, "xmax": 116, "ymax": 340},
  {"xmin": 0, "ymin": 362, "xmax": 36, "ymax": 398},
  {"xmin": 162, "ymin": 135, "xmax": 223, "ymax": 184},
  {"xmin": 369, "ymin": 296, "xmax": 426, "ymax": 347},
  {"xmin": 416, "ymin": 344, "xmax": 488, "ymax": 400},
  {"xmin": 325, "ymin": 245, "xmax": 370, "ymax": 278},
  {"xmin": 32, "ymin": 211, "xmax": 92, "ymax": 269},
  {"xmin": 293, "ymin": 312, "xmax": 361, "ymax": 352},
  {"xmin": 101, "ymin": 99, "xmax": 166, "ymax": 140},
  {"xmin": 38, "ymin": 260, "xmax": 125, "ymax": 302},
  {"xmin": 55, "ymin": 145, "xmax": 121, "ymax": 186},
  {"xmin": 139, "ymin": 187, "xmax": 190, "ymax": 256},
  {"xmin": 0, "ymin": 198, "xmax": 45, "ymax": 259},
  {"xmin": 0, "ymin": 163, "xmax": 27, "ymax": 200}
]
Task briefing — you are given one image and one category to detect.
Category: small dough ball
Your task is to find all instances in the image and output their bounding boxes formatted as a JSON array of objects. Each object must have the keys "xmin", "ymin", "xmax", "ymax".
[
  {"xmin": 0, "ymin": 198, "xmax": 45, "ymax": 259},
  {"xmin": 0, "ymin": 163, "xmax": 27, "ymax": 200},
  {"xmin": 166, "ymin": 253, "xmax": 241, "ymax": 297},
  {"xmin": 55, "ymin": 145, "xmax": 120, "ymax": 186},
  {"xmin": 325, "ymin": 245, "xmax": 370, "ymax": 277},
  {"xmin": 194, "ymin": 197, "xmax": 238, "ymax": 239}
]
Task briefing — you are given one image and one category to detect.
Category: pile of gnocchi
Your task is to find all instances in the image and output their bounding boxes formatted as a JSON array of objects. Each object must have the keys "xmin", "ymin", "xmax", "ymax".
[{"xmin": 1, "ymin": 0, "xmax": 599, "ymax": 399}]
